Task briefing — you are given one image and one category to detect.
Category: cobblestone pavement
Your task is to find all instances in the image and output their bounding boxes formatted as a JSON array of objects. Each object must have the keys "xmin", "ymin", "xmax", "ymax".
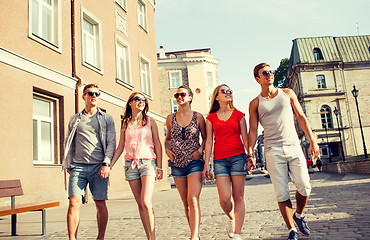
[{"xmin": 1, "ymin": 170, "xmax": 369, "ymax": 240}]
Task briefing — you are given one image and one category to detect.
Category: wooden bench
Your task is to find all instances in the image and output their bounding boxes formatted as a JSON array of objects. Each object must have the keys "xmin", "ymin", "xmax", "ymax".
[{"xmin": 0, "ymin": 179, "xmax": 60, "ymax": 236}]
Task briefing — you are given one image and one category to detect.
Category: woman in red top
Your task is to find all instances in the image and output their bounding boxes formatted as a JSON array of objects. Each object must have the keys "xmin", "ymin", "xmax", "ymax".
[{"xmin": 203, "ymin": 84, "xmax": 255, "ymax": 240}]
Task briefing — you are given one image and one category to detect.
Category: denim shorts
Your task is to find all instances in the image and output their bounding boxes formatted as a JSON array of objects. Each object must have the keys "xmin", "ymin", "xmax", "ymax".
[
  {"xmin": 214, "ymin": 153, "xmax": 248, "ymax": 177},
  {"xmin": 68, "ymin": 162, "xmax": 108, "ymax": 201},
  {"xmin": 170, "ymin": 160, "xmax": 204, "ymax": 178},
  {"xmin": 124, "ymin": 159, "xmax": 156, "ymax": 181}
]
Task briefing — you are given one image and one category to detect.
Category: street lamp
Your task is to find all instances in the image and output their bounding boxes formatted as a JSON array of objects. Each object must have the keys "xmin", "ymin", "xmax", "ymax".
[
  {"xmin": 333, "ymin": 107, "xmax": 345, "ymax": 161},
  {"xmin": 323, "ymin": 118, "xmax": 332, "ymax": 162},
  {"xmin": 351, "ymin": 85, "xmax": 368, "ymax": 159}
]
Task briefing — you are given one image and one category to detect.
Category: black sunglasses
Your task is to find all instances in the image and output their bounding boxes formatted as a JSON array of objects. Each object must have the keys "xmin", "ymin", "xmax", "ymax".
[
  {"xmin": 259, "ymin": 70, "xmax": 274, "ymax": 77},
  {"xmin": 174, "ymin": 92, "xmax": 187, "ymax": 98},
  {"xmin": 220, "ymin": 89, "xmax": 233, "ymax": 94},
  {"xmin": 133, "ymin": 96, "xmax": 147, "ymax": 102},
  {"xmin": 86, "ymin": 91, "xmax": 101, "ymax": 97}
]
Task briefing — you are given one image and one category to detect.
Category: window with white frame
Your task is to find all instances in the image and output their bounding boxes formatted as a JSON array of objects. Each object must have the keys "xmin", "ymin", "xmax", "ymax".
[
  {"xmin": 320, "ymin": 105, "xmax": 333, "ymax": 129},
  {"xmin": 170, "ymin": 72, "xmax": 181, "ymax": 88},
  {"xmin": 33, "ymin": 96, "xmax": 55, "ymax": 164},
  {"xmin": 115, "ymin": 0, "xmax": 127, "ymax": 11},
  {"xmin": 29, "ymin": 0, "xmax": 61, "ymax": 50},
  {"xmin": 116, "ymin": 40, "xmax": 130, "ymax": 84},
  {"xmin": 316, "ymin": 75, "xmax": 326, "ymax": 89},
  {"xmin": 137, "ymin": 0, "xmax": 147, "ymax": 30},
  {"xmin": 140, "ymin": 56, "xmax": 151, "ymax": 96},
  {"xmin": 82, "ymin": 10, "xmax": 102, "ymax": 71},
  {"xmin": 172, "ymin": 100, "xmax": 179, "ymax": 113}
]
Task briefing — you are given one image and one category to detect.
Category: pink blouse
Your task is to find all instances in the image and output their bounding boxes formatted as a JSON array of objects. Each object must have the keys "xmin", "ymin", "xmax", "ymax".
[{"xmin": 124, "ymin": 117, "xmax": 156, "ymax": 167}]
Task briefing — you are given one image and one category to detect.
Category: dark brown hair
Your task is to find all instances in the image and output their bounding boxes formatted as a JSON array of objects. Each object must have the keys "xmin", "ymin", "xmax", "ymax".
[
  {"xmin": 83, "ymin": 83, "xmax": 99, "ymax": 94},
  {"xmin": 178, "ymin": 85, "xmax": 193, "ymax": 104},
  {"xmin": 122, "ymin": 92, "xmax": 149, "ymax": 130},
  {"xmin": 253, "ymin": 63, "xmax": 270, "ymax": 78},
  {"xmin": 208, "ymin": 84, "xmax": 237, "ymax": 114}
]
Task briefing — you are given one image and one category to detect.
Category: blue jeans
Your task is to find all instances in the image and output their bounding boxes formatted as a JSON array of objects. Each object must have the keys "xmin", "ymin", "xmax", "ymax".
[
  {"xmin": 68, "ymin": 162, "xmax": 108, "ymax": 200},
  {"xmin": 170, "ymin": 160, "xmax": 204, "ymax": 177},
  {"xmin": 214, "ymin": 153, "xmax": 248, "ymax": 177},
  {"xmin": 124, "ymin": 159, "xmax": 156, "ymax": 181}
]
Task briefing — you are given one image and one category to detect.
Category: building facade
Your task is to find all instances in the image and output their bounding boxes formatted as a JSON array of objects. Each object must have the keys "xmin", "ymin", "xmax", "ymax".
[
  {"xmin": 0, "ymin": 0, "xmax": 169, "ymax": 206},
  {"xmin": 287, "ymin": 35, "xmax": 370, "ymax": 162},
  {"xmin": 157, "ymin": 47, "xmax": 219, "ymax": 116}
]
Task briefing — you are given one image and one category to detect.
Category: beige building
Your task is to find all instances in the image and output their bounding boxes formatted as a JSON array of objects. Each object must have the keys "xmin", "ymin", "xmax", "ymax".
[
  {"xmin": 157, "ymin": 47, "xmax": 219, "ymax": 116},
  {"xmin": 0, "ymin": 0, "xmax": 169, "ymax": 206},
  {"xmin": 288, "ymin": 35, "xmax": 370, "ymax": 162}
]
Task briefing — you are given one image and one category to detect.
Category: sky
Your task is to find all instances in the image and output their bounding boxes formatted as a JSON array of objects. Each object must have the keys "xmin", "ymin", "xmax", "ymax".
[{"xmin": 154, "ymin": 0, "xmax": 370, "ymax": 116}]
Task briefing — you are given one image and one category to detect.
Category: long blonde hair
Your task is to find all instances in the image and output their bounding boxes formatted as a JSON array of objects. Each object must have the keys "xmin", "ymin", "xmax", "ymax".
[{"xmin": 208, "ymin": 84, "xmax": 237, "ymax": 114}]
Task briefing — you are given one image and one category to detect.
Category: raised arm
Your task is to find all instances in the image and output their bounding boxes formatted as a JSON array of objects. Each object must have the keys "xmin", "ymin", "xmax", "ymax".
[
  {"xmin": 283, "ymin": 88, "xmax": 320, "ymax": 159},
  {"xmin": 150, "ymin": 117, "xmax": 163, "ymax": 180}
]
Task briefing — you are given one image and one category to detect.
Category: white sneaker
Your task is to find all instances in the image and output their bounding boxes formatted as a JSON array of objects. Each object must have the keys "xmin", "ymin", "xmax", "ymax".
[
  {"xmin": 233, "ymin": 234, "xmax": 242, "ymax": 240},
  {"xmin": 227, "ymin": 219, "xmax": 235, "ymax": 238}
]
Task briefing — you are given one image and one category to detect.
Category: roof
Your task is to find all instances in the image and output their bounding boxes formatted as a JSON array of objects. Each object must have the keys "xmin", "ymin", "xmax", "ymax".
[{"xmin": 288, "ymin": 35, "xmax": 370, "ymax": 72}]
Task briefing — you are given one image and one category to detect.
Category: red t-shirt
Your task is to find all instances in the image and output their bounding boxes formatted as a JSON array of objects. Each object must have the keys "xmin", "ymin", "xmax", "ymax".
[{"xmin": 207, "ymin": 110, "xmax": 246, "ymax": 160}]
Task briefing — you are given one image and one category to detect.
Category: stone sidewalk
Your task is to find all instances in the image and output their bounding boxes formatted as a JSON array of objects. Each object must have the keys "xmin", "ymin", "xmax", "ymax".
[{"xmin": 0, "ymin": 171, "xmax": 369, "ymax": 240}]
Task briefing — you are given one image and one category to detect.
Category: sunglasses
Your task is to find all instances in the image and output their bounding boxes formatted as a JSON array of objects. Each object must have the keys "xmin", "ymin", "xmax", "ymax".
[
  {"xmin": 220, "ymin": 89, "xmax": 233, "ymax": 94},
  {"xmin": 133, "ymin": 96, "xmax": 147, "ymax": 102},
  {"xmin": 85, "ymin": 91, "xmax": 101, "ymax": 97},
  {"xmin": 259, "ymin": 70, "xmax": 274, "ymax": 77},
  {"xmin": 174, "ymin": 92, "xmax": 187, "ymax": 98}
]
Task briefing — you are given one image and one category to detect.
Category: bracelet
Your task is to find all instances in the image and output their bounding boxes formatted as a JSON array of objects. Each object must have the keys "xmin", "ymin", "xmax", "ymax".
[
  {"xmin": 246, "ymin": 155, "xmax": 253, "ymax": 158},
  {"xmin": 156, "ymin": 167, "xmax": 163, "ymax": 171}
]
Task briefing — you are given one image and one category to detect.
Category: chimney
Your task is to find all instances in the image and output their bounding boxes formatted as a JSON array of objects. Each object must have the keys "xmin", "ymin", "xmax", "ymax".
[{"xmin": 159, "ymin": 46, "xmax": 166, "ymax": 59}]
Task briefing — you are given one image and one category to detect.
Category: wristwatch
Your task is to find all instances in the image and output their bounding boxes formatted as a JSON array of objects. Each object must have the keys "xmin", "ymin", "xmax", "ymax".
[{"xmin": 102, "ymin": 162, "xmax": 110, "ymax": 167}]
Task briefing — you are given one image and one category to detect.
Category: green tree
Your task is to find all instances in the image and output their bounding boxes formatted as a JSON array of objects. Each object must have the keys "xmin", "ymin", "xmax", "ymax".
[{"xmin": 274, "ymin": 58, "xmax": 289, "ymax": 87}]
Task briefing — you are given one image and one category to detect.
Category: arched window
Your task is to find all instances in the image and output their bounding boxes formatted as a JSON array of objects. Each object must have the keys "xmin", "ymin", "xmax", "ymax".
[
  {"xmin": 313, "ymin": 48, "xmax": 324, "ymax": 60},
  {"xmin": 320, "ymin": 105, "xmax": 333, "ymax": 128}
]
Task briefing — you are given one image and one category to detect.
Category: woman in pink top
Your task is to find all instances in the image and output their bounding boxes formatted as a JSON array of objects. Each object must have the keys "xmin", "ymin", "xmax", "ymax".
[
  {"xmin": 203, "ymin": 84, "xmax": 255, "ymax": 240},
  {"xmin": 111, "ymin": 92, "xmax": 162, "ymax": 240}
]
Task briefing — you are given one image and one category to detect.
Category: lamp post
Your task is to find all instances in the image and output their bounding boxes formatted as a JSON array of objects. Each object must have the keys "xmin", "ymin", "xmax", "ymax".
[
  {"xmin": 333, "ymin": 107, "xmax": 345, "ymax": 161},
  {"xmin": 351, "ymin": 85, "xmax": 368, "ymax": 159},
  {"xmin": 324, "ymin": 119, "xmax": 332, "ymax": 162}
]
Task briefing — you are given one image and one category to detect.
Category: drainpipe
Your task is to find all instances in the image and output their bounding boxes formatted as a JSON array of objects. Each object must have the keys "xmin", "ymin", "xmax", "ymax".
[{"xmin": 71, "ymin": 0, "xmax": 82, "ymax": 114}]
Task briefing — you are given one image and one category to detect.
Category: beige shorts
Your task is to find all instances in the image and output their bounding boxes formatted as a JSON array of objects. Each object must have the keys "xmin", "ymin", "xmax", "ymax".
[{"xmin": 265, "ymin": 144, "xmax": 311, "ymax": 202}]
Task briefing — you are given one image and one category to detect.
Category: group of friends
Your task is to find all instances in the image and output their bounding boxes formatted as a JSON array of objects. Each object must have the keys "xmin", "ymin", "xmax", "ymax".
[{"xmin": 62, "ymin": 63, "xmax": 320, "ymax": 240}]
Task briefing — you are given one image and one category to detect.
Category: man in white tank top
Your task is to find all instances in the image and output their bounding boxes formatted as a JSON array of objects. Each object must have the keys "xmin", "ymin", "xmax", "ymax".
[{"xmin": 247, "ymin": 63, "xmax": 320, "ymax": 240}]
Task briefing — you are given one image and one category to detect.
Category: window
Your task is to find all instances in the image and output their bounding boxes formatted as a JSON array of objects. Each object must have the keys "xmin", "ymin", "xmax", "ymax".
[
  {"xmin": 115, "ymin": 0, "xmax": 127, "ymax": 11},
  {"xmin": 29, "ymin": 0, "xmax": 61, "ymax": 50},
  {"xmin": 316, "ymin": 75, "xmax": 326, "ymax": 89},
  {"xmin": 82, "ymin": 9, "xmax": 103, "ymax": 72},
  {"xmin": 140, "ymin": 56, "xmax": 151, "ymax": 96},
  {"xmin": 137, "ymin": 0, "xmax": 147, "ymax": 30},
  {"xmin": 170, "ymin": 71, "xmax": 181, "ymax": 88},
  {"xmin": 172, "ymin": 100, "xmax": 179, "ymax": 113},
  {"xmin": 116, "ymin": 39, "xmax": 130, "ymax": 85},
  {"xmin": 313, "ymin": 48, "xmax": 324, "ymax": 60},
  {"xmin": 320, "ymin": 105, "xmax": 333, "ymax": 129},
  {"xmin": 207, "ymin": 71, "xmax": 214, "ymax": 88}
]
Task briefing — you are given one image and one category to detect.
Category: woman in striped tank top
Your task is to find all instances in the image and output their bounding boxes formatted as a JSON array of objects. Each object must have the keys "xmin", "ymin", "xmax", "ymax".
[
  {"xmin": 165, "ymin": 85, "xmax": 206, "ymax": 240},
  {"xmin": 110, "ymin": 92, "xmax": 163, "ymax": 240}
]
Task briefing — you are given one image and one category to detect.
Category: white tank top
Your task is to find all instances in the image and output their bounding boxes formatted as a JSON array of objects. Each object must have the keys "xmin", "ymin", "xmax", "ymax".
[{"xmin": 257, "ymin": 88, "xmax": 300, "ymax": 147}]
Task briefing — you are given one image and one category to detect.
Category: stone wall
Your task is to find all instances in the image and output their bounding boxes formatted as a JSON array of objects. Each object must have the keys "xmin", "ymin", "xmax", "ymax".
[{"xmin": 323, "ymin": 158, "xmax": 370, "ymax": 174}]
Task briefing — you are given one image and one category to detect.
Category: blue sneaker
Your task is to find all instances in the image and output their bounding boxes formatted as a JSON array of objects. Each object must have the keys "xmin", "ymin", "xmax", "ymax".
[
  {"xmin": 293, "ymin": 213, "xmax": 311, "ymax": 235},
  {"xmin": 287, "ymin": 230, "xmax": 299, "ymax": 240}
]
